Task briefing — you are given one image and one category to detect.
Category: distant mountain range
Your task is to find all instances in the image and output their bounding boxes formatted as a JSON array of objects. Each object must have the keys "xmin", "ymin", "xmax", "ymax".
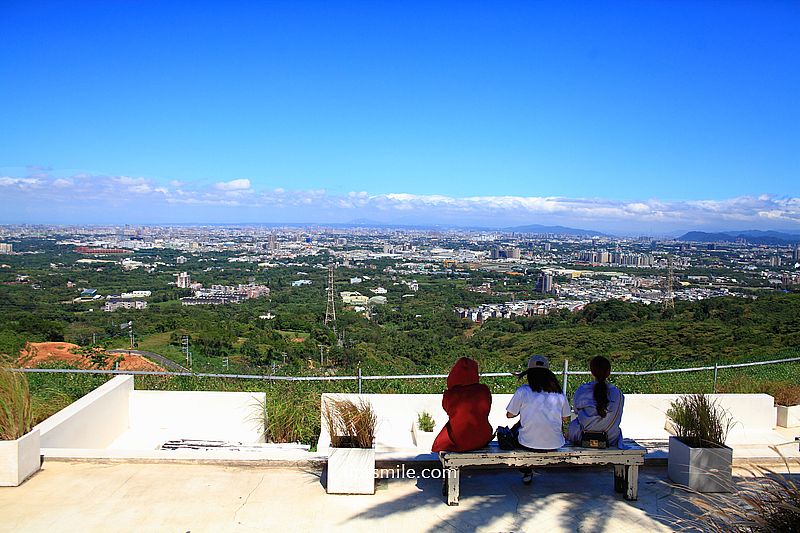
[
  {"xmin": 503, "ymin": 224, "xmax": 609, "ymax": 236},
  {"xmin": 678, "ymin": 230, "xmax": 800, "ymax": 245},
  {"xmin": 344, "ymin": 219, "xmax": 609, "ymax": 235}
]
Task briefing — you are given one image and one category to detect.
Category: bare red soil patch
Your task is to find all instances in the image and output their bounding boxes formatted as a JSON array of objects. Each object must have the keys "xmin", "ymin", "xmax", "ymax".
[{"xmin": 18, "ymin": 342, "xmax": 164, "ymax": 372}]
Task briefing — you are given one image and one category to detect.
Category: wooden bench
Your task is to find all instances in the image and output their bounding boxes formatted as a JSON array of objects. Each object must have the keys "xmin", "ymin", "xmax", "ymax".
[{"xmin": 438, "ymin": 439, "xmax": 646, "ymax": 506}]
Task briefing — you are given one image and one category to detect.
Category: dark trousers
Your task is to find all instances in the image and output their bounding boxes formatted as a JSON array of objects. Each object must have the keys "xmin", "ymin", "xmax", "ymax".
[{"xmin": 510, "ymin": 422, "xmax": 557, "ymax": 475}]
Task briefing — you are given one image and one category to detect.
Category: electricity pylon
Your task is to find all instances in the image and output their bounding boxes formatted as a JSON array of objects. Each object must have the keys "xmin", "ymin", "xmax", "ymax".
[
  {"xmin": 324, "ymin": 263, "xmax": 337, "ymax": 331},
  {"xmin": 663, "ymin": 255, "xmax": 675, "ymax": 311}
]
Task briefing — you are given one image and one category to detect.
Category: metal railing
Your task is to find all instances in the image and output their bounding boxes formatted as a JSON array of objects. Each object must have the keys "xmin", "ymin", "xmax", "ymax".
[{"xmin": 11, "ymin": 355, "xmax": 800, "ymax": 395}]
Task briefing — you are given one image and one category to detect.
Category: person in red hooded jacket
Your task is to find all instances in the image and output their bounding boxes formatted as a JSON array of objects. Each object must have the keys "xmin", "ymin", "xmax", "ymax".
[{"xmin": 431, "ymin": 357, "xmax": 493, "ymax": 452}]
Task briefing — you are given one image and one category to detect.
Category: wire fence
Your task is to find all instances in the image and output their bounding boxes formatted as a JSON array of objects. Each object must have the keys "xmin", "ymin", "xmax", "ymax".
[{"xmin": 12, "ymin": 355, "xmax": 800, "ymax": 395}]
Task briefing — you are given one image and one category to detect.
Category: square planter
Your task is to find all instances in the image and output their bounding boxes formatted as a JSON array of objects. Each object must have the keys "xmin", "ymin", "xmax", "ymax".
[
  {"xmin": 0, "ymin": 429, "xmax": 41, "ymax": 487},
  {"xmin": 327, "ymin": 445, "xmax": 375, "ymax": 494},
  {"xmin": 412, "ymin": 423, "xmax": 436, "ymax": 452},
  {"xmin": 777, "ymin": 405, "xmax": 800, "ymax": 428},
  {"xmin": 668, "ymin": 436, "xmax": 732, "ymax": 492}
]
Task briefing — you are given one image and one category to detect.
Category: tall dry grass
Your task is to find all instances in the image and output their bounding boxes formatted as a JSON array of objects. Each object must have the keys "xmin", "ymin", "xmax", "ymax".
[
  {"xmin": 685, "ymin": 457, "xmax": 800, "ymax": 532},
  {"xmin": 0, "ymin": 367, "xmax": 33, "ymax": 440},
  {"xmin": 322, "ymin": 396, "xmax": 376, "ymax": 448}
]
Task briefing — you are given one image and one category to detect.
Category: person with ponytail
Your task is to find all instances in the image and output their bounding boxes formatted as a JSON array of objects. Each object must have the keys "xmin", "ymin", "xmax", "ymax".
[{"xmin": 567, "ymin": 356, "xmax": 625, "ymax": 447}]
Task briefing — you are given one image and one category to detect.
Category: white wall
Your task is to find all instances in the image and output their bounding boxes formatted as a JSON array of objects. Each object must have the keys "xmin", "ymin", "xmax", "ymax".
[
  {"xmin": 318, "ymin": 392, "xmax": 785, "ymax": 455},
  {"xmin": 34, "ymin": 377, "xmax": 266, "ymax": 452},
  {"xmin": 34, "ymin": 375, "xmax": 133, "ymax": 449},
  {"xmin": 122, "ymin": 390, "xmax": 265, "ymax": 448},
  {"xmin": 620, "ymin": 393, "xmax": 781, "ymax": 447}
]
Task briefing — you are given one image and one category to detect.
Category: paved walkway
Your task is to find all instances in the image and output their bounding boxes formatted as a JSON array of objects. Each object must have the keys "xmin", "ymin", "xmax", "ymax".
[{"xmin": 0, "ymin": 461, "xmax": 714, "ymax": 532}]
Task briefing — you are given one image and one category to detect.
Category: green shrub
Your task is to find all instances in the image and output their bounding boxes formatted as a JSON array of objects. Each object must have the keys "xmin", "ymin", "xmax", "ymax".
[
  {"xmin": 417, "ymin": 411, "xmax": 435, "ymax": 432},
  {"xmin": 0, "ymin": 367, "xmax": 33, "ymax": 440},
  {"xmin": 667, "ymin": 393, "xmax": 733, "ymax": 448},
  {"xmin": 30, "ymin": 388, "xmax": 74, "ymax": 425}
]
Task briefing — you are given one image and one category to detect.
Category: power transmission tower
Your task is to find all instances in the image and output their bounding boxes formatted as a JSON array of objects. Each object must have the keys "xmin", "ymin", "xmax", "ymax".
[
  {"xmin": 181, "ymin": 335, "xmax": 192, "ymax": 368},
  {"xmin": 663, "ymin": 255, "xmax": 675, "ymax": 311},
  {"xmin": 324, "ymin": 263, "xmax": 337, "ymax": 332}
]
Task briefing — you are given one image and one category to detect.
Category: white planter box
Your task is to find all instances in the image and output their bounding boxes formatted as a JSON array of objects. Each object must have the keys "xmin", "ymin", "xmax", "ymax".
[
  {"xmin": 0, "ymin": 429, "xmax": 41, "ymax": 487},
  {"xmin": 327, "ymin": 446, "xmax": 375, "ymax": 494},
  {"xmin": 412, "ymin": 423, "xmax": 436, "ymax": 452},
  {"xmin": 667, "ymin": 436, "xmax": 732, "ymax": 492},
  {"xmin": 777, "ymin": 405, "xmax": 800, "ymax": 428}
]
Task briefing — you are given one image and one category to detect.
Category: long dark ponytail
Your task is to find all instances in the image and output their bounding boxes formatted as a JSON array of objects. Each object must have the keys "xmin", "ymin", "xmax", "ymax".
[{"xmin": 590, "ymin": 356, "xmax": 611, "ymax": 417}]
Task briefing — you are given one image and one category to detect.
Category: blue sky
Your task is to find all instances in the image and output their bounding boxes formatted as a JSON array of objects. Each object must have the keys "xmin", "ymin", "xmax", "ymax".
[{"xmin": 1, "ymin": 1, "xmax": 798, "ymax": 233}]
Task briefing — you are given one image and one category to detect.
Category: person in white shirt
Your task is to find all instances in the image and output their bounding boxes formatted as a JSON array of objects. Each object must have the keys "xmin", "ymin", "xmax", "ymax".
[{"xmin": 506, "ymin": 357, "xmax": 571, "ymax": 485}]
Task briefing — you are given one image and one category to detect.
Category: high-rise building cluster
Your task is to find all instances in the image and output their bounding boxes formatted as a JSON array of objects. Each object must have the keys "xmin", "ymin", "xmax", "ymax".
[
  {"xmin": 537, "ymin": 271, "xmax": 555, "ymax": 294},
  {"xmin": 490, "ymin": 246, "xmax": 521, "ymax": 260},
  {"xmin": 578, "ymin": 251, "xmax": 654, "ymax": 267}
]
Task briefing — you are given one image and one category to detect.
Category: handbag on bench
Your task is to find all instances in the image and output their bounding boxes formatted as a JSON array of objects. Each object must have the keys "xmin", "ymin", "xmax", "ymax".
[
  {"xmin": 580, "ymin": 431, "xmax": 608, "ymax": 449},
  {"xmin": 496, "ymin": 426, "xmax": 516, "ymax": 450}
]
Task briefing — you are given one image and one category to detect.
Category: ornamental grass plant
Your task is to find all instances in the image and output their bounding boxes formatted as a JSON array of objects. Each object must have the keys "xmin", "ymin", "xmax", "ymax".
[
  {"xmin": 683, "ymin": 458, "xmax": 800, "ymax": 532},
  {"xmin": 0, "ymin": 366, "xmax": 33, "ymax": 441},
  {"xmin": 249, "ymin": 383, "xmax": 319, "ymax": 444},
  {"xmin": 322, "ymin": 396, "xmax": 376, "ymax": 449},
  {"xmin": 667, "ymin": 393, "xmax": 733, "ymax": 448}
]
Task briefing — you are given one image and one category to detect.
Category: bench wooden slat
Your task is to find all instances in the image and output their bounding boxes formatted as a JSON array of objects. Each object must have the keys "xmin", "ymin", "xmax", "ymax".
[{"xmin": 438, "ymin": 439, "xmax": 647, "ymax": 506}]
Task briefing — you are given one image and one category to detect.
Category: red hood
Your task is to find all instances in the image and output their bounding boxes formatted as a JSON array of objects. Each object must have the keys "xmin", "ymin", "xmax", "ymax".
[{"xmin": 447, "ymin": 358, "xmax": 480, "ymax": 389}]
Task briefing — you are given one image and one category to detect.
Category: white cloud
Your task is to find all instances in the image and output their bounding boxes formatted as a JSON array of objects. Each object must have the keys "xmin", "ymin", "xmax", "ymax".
[
  {"xmin": 214, "ymin": 178, "xmax": 251, "ymax": 191},
  {"xmin": 0, "ymin": 177, "xmax": 42, "ymax": 189},
  {"xmin": 114, "ymin": 176, "xmax": 148, "ymax": 186},
  {"xmin": 128, "ymin": 184, "xmax": 152, "ymax": 194},
  {"xmin": 2, "ymin": 168, "xmax": 800, "ymax": 232}
]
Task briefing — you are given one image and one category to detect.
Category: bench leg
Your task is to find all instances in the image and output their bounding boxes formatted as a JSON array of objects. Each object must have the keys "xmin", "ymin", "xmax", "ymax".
[
  {"xmin": 445, "ymin": 468, "xmax": 460, "ymax": 506},
  {"xmin": 614, "ymin": 465, "xmax": 625, "ymax": 493},
  {"xmin": 624, "ymin": 465, "xmax": 639, "ymax": 501}
]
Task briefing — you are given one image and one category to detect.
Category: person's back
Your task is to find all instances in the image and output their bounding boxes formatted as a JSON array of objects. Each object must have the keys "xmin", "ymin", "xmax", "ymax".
[
  {"xmin": 507, "ymin": 383, "xmax": 570, "ymax": 449},
  {"xmin": 568, "ymin": 356, "xmax": 624, "ymax": 447},
  {"xmin": 432, "ymin": 358, "xmax": 493, "ymax": 452},
  {"xmin": 505, "ymin": 362, "xmax": 571, "ymax": 484}
]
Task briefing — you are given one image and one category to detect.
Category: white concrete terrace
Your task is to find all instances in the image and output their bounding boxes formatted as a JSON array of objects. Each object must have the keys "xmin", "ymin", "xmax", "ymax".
[
  {"xmin": 2, "ymin": 460, "xmax": 798, "ymax": 532},
  {"xmin": 2, "ymin": 375, "xmax": 798, "ymax": 532}
]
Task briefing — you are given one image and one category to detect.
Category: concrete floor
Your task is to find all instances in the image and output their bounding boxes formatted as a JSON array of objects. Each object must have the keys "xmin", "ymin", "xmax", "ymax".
[{"xmin": 0, "ymin": 460, "xmax": 726, "ymax": 533}]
